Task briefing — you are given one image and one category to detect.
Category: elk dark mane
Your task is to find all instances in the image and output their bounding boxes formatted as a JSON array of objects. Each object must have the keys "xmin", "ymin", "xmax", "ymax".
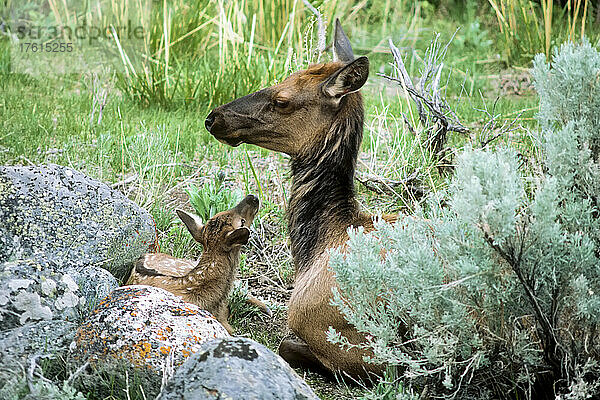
[
  {"xmin": 288, "ymin": 92, "xmax": 364, "ymax": 272},
  {"xmin": 205, "ymin": 19, "xmax": 386, "ymax": 378}
]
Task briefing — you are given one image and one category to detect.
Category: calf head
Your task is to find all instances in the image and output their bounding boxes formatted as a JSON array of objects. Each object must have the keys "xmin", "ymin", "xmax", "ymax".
[{"xmin": 176, "ymin": 194, "xmax": 260, "ymax": 252}]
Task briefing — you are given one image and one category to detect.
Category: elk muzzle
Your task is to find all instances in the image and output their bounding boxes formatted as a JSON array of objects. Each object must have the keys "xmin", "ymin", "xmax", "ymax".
[
  {"xmin": 205, "ymin": 109, "xmax": 244, "ymax": 147},
  {"xmin": 205, "ymin": 89, "xmax": 271, "ymax": 147}
]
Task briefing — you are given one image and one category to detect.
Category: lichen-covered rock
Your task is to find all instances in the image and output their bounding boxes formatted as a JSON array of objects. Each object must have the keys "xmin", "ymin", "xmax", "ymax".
[
  {"xmin": 72, "ymin": 285, "xmax": 230, "ymax": 373},
  {"xmin": 74, "ymin": 265, "xmax": 118, "ymax": 313},
  {"xmin": 157, "ymin": 338, "xmax": 319, "ymax": 400},
  {"xmin": 0, "ymin": 164, "xmax": 155, "ymax": 280},
  {"xmin": 0, "ymin": 319, "xmax": 77, "ymax": 365},
  {"xmin": 0, "ymin": 320, "xmax": 78, "ymax": 397},
  {"xmin": 0, "ymin": 260, "xmax": 117, "ymax": 330}
]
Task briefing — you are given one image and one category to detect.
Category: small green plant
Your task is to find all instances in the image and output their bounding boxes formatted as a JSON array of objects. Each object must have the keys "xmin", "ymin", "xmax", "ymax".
[
  {"xmin": 186, "ymin": 175, "xmax": 243, "ymax": 223},
  {"xmin": 454, "ymin": 21, "xmax": 493, "ymax": 51},
  {"xmin": 238, "ymin": 253, "xmax": 252, "ymax": 277},
  {"xmin": 160, "ymin": 224, "xmax": 198, "ymax": 259},
  {"xmin": 359, "ymin": 368, "xmax": 419, "ymax": 400},
  {"xmin": 72, "ymin": 361, "xmax": 159, "ymax": 400},
  {"xmin": 150, "ymin": 200, "xmax": 174, "ymax": 233},
  {"xmin": 228, "ymin": 280, "xmax": 261, "ymax": 322}
]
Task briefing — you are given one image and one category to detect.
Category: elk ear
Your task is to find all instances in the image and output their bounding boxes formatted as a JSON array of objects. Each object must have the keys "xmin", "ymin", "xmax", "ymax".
[
  {"xmin": 225, "ymin": 227, "xmax": 250, "ymax": 247},
  {"xmin": 176, "ymin": 209, "xmax": 204, "ymax": 242},
  {"xmin": 323, "ymin": 56, "xmax": 369, "ymax": 98},
  {"xmin": 333, "ymin": 19, "xmax": 354, "ymax": 63}
]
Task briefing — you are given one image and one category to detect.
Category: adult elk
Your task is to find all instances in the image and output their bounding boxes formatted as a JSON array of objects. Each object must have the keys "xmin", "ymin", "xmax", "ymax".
[{"xmin": 205, "ymin": 20, "xmax": 395, "ymax": 379}]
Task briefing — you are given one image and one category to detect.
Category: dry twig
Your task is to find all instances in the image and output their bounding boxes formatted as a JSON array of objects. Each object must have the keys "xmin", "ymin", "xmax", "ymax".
[
  {"xmin": 302, "ymin": 0, "xmax": 326, "ymax": 61},
  {"xmin": 356, "ymin": 170, "xmax": 427, "ymax": 199},
  {"xmin": 379, "ymin": 34, "xmax": 468, "ymax": 172}
]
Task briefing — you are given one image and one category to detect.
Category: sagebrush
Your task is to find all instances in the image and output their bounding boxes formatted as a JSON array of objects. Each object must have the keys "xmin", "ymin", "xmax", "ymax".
[{"xmin": 329, "ymin": 39, "xmax": 600, "ymax": 399}]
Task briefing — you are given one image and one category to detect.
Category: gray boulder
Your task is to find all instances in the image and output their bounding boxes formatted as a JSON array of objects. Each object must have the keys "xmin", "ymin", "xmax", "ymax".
[
  {"xmin": 157, "ymin": 337, "xmax": 319, "ymax": 400},
  {"xmin": 0, "ymin": 163, "xmax": 142, "ymax": 392},
  {"xmin": 0, "ymin": 164, "xmax": 155, "ymax": 281},
  {"xmin": 0, "ymin": 319, "xmax": 77, "ymax": 364},
  {"xmin": 74, "ymin": 265, "xmax": 119, "ymax": 313},
  {"xmin": 0, "ymin": 319, "xmax": 79, "ymax": 397},
  {"xmin": 0, "ymin": 259, "xmax": 117, "ymax": 330}
]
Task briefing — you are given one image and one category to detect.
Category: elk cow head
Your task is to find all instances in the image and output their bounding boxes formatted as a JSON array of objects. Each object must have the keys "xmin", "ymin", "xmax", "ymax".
[{"xmin": 205, "ymin": 20, "xmax": 369, "ymax": 158}]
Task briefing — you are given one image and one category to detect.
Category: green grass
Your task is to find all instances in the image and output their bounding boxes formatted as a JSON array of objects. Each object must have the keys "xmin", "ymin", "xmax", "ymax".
[
  {"xmin": 2, "ymin": 0, "xmax": 600, "ymax": 398},
  {"xmin": 186, "ymin": 177, "xmax": 244, "ymax": 222}
]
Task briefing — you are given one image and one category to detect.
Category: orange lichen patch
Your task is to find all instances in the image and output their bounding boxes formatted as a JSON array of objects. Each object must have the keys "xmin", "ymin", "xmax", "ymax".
[
  {"xmin": 116, "ymin": 342, "xmax": 154, "ymax": 368},
  {"xmin": 138, "ymin": 342, "xmax": 152, "ymax": 358},
  {"xmin": 72, "ymin": 286, "xmax": 229, "ymax": 374},
  {"xmin": 120, "ymin": 341, "xmax": 154, "ymax": 364}
]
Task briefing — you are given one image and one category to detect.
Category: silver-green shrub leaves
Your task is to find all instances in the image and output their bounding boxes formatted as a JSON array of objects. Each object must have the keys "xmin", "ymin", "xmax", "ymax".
[
  {"xmin": 451, "ymin": 146, "xmax": 524, "ymax": 245},
  {"xmin": 329, "ymin": 40, "xmax": 600, "ymax": 399},
  {"xmin": 533, "ymin": 38, "xmax": 600, "ymax": 135}
]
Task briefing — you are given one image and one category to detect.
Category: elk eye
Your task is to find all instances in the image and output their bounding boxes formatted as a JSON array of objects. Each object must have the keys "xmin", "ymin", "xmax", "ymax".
[
  {"xmin": 241, "ymin": 218, "xmax": 246, "ymax": 226},
  {"xmin": 273, "ymin": 99, "xmax": 289, "ymax": 108}
]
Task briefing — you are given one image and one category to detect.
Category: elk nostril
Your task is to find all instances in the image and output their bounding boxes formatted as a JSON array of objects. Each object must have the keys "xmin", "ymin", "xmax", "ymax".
[{"xmin": 205, "ymin": 112, "xmax": 216, "ymax": 132}]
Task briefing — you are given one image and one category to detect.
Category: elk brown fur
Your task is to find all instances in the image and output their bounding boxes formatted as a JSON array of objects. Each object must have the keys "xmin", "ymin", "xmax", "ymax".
[
  {"xmin": 126, "ymin": 195, "xmax": 270, "ymax": 334},
  {"xmin": 205, "ymin": 20, "xmax": 396, "ymax": 379}
]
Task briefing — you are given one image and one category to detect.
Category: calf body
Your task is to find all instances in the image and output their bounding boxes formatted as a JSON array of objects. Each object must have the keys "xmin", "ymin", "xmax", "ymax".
[{"xmin": 126, "ymin": 195, "xmax": 269, "ymax": 333}]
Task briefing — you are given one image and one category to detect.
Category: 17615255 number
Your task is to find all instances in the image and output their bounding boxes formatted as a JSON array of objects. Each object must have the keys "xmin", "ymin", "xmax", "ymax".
[{"xmin": 19, "ymin": 42, "xmax": 73, "ymax": 53}]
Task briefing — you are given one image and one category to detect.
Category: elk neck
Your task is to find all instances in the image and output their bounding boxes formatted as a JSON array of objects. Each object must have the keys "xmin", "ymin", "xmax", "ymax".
[{"xmin": 288, "ymin": 93, "xmax": 364, "ymax": 273}]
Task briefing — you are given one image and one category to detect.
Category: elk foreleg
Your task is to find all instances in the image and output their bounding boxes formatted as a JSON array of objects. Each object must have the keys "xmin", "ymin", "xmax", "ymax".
[{"xmin": 279, "ymin": 338, "xmax": 331, "ymax": 376}]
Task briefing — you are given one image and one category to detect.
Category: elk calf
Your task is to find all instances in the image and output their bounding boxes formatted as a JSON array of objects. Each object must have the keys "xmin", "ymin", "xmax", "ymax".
[{"xmin": 126, "ymin": 194, "xmax": 270, "ymax": 334}]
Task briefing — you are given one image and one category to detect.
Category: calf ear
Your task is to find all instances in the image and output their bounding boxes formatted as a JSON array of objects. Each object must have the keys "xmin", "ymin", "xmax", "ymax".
[
  {"xmin": 225, "ymin": 227, "xmax": 250, "ymax": 247},
  {"xmin": 176, "ymin": 209, "xmax": 204, "ymax": 242},
  {"xmin": 323, "ymin": 56, "xmax": 369, "ymax": 99},
  {"xmin": 333, "ymin": 18, "xmax": 355, "ymax": 63}
]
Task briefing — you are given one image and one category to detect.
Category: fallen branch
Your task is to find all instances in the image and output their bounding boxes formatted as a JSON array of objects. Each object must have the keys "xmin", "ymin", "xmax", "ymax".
[
  {"xmin": 475, "ymin": 95, "xmax": 523, "ymax": 149},
  {"xmin": 380, "ymin": 75, "xmax": 469, "ymax": 136},
  {"xmin": 67, "ymin": 360, "xmax": 90, "ymax": 386},
  {"xmin": 357, "ymin": 170, "xmax": 427, "ymax": 198},
  {"xmin": 380, "ymin": 35, "xmax": 468, "ymax": 173}
]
